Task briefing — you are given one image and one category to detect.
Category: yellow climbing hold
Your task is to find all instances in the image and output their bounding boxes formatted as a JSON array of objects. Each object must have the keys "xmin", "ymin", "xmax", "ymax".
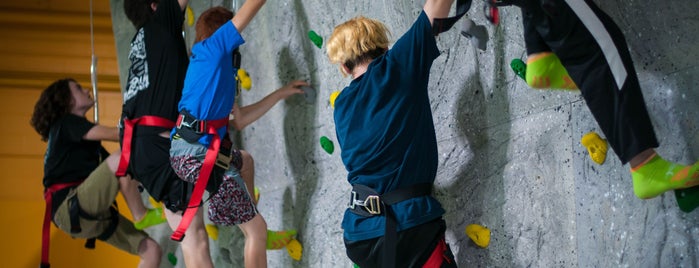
[
  {"xmin": 254, "ymin": 187, "xmax": 260, "ymax": 203},
  {"xmin": 205, "ymin": 224, "xmax": 219, "ymax": 241},
  {"xmin": 237, "ymin": 68, "xmax": 252, "ymax": 90},
  {"xmin": 329, "ymin": 90, "xmax": 340, "ymax": 108},
  {"xmin": 286, "ymin": 239, "xmax": 303, "ymax": 261},
  {"xmin": 465, "ymin": 224, "xmax": 490, "ymax": 248},
  {"xmin": 186, "ymin": 6, "xmax": 195, "ymax": 26},
  {"xmin": 581, "ymin": 132, "xmax": 608, "ymax": 165}
]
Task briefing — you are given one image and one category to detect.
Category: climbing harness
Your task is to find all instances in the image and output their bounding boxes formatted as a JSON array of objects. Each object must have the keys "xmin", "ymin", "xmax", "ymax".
[
  {"xmin": 116, "ymin": 116, "xmax": 176, "ymax": 177},
  {"xmin": 348, "ymin": 183, "xmax": 433, "ymax": 268},
  {"xmin": 170, "ymin": 110, "xmax": 229, "ymax": 241}
]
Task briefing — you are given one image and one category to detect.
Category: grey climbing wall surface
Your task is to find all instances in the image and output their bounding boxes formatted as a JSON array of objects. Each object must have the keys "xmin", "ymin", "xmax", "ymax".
[{"xmin": 111, "ymin": 0, "xmax": 699, "ymax": 267}]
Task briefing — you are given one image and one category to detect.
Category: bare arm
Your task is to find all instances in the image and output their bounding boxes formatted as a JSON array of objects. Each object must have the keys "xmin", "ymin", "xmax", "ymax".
[
  {"xmin": 230, "ymin": 80, "xmax": 307, "ymax": 130},
  {"xmin": 423, "ymin": 0, "xmax": 455, "ymax": 25},
  {"xmin": 83, "ymin": 125, "xmax": 119, "ymax": 142},
  {"xmin": 230, "ymin": 0, "xmax": 266, "ymax": 33}
]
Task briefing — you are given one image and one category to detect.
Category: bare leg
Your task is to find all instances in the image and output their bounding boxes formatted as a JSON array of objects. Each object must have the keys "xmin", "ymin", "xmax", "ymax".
[
  {"xmin": 628, "ymin": 148, "xmax": 656, "ymax": 169},
  {"xmin": 239, "ymin": 150, "xmax": 256, "ymax": 204},
  {"xmin": 238, "ymin": 214, "xmax": 268, "ymax": 268},
  {"xmin": 103, "ymin": 151, "xmax": 148, "ymax": 220},
  {"xmin": 137, "ymin": 237, "xmax": 162, "ymax": 268},
  {"xmin": 164, "ymin": 207, "xmax": 213, "ymax": 268}
]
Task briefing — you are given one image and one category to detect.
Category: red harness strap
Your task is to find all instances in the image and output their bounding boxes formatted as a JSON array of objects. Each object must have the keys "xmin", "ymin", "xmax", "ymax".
[
  {"xmin": 170, "ymin": 116, "xmax": 229, "ymax": 242},
  {"xmin": 41, "ymin": 181, "xmax": 83, "ymax": 268},
  {"xmin": 116, "ymin": 116, "xmax": 176, "ymax": 177}
]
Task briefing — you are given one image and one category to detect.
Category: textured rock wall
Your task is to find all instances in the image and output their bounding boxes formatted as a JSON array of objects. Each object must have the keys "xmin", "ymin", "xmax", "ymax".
[{"xmin": 111, "ymin": 0, "xmax": 699, "ymax": 267}]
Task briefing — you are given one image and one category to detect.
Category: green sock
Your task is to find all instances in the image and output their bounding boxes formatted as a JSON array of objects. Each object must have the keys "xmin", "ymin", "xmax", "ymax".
[
  {"xmin": 267, "ymin": 229, "xmax": 297, "ymax": 250},
  {"xmin": 631, "ymin": 155, "xmax": 699, "ymax": 199},
  {"xmin": 526, "ymin": 53, "xmax": 578, "ymax": 90},
  {"xmin": 134, "ymin": 208, "xmax": 167, "ymax": 230},
  {"xmin": 675, "ymin": 186, "xmax": 699, "ymax": 213}
]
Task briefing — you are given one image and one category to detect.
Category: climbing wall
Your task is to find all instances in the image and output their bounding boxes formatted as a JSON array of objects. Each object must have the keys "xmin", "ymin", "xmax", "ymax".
[{"xmin": 110, "ymin": 0, "xmax": 699, "ymax": 267}]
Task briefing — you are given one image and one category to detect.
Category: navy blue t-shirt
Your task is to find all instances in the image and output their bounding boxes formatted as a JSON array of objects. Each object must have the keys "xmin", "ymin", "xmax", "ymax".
[{"xmin": 333, "ymin": 11, "xmax": 445, "ymax": 241}]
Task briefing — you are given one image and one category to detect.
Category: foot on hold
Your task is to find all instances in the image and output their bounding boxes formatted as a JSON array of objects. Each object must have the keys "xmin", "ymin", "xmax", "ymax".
[
  {"xmin": 267, "ymin": 229, "xmax": 297, "ymax": 250},
  {"xmin": 675, "ymin": 186, "xmax": 699, "ymax": 213},
  {"xmin": 134, "ymin": 208, "xmax": 166, "ymax": 230},
  {"xmin": 286, "ymin": 239, "xmax": 303, "ymax": 261},
  {"xmin": 631, "ymin": 155, "xmax": 699, "ymax": 199},
  {"xmin": 525, "ymin": 52, "xmax": 578, "ymax": 90},
  {"xmin": 580, "ymin": 132, "xmax": 608, "ymax": 165}
]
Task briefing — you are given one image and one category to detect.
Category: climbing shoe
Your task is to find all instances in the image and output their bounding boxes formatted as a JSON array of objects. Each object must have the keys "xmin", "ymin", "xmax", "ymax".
[
  {"xmin": 267, "ymin": 229, "xmax": 297, "ymax": 250},
  {"xmin": 631, "ymin": 155, "xmax": 699, "ymax": 199},
  {"xmin": 134, "ymin": 208, "xmax": 166, "ymax": 230}
]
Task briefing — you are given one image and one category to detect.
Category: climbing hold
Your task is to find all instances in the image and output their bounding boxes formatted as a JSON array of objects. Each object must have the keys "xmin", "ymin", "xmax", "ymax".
[
  {"xmin": 167, "ymin": 252, "xmax": 178, "ymax": 266},
  {"xmin": 237, "ymin": 68, "xmax": 252, "ymax": 90},
  {"xmin": 286, "ymin": 239, "xmax": 303, "ymax": 261},
  {"xmin": 329, "ymin": 90, "xmax": 341, "ymax": 109},
  {"xmin": 510, "ymin": 58, "xmax": 526, "ymax": 80},
  {"xmin": 580, "ymin": 132, "xmax": 608, "ymax": 165},
  {"xmin": 675, "ymin": 186, "xmax": 699, "ymax": 213},
  {"xmin": 254, "ymin": 186, "xmax": 260, "ymax": 203},
  {"xmin": 186, "ymin": 6, "xmax": 195, "ymax": 26},
  {"xmin": 267, "ymin": 229, "xmax": 297, "ymax": 250},
  {"xmin": 308, "ymin": 30, "xmax": 323, "ymax": 48},
  {"xmin": 300, "ymin": 86, "xmax": 316, "ymax": 103},
  {"xmin": 205, "ymin": 224, "xmax": 219, "ymax": 241},
  {"xmin": 465, "ymin": 224, "xmax": 490, "ymax": 248},
  {"xmin": 320, "ymin": 136, "xmax": 334, "ymax": 154}
]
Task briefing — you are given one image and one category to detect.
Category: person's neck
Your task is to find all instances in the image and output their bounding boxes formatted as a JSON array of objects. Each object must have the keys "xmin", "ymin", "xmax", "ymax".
[{"xmin": 351, "ymin": 62, "xmax": 370, "ymax": 79}]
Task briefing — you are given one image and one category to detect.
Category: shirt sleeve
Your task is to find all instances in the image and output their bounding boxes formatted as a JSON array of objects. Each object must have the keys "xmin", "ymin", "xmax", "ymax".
[
  {"xmin": 194, "ymin": 21, "xmax": 245, "ymax": 60},
  {"xmin": 385, "ymin": 11, "xmax": 440, "ymax": 76},
  {"xmin": 59, "ymin": 115, "xmax": 95, "ymax": 143}
]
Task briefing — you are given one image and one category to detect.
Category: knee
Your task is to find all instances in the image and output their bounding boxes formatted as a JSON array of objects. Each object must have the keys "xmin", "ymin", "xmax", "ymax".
[{"xmin": 139, "ymin": 237, "xmax": 162, "ymax": 261}]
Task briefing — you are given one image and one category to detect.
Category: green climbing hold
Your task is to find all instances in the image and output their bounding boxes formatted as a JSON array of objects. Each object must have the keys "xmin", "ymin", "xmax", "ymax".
[
  {"xmin": 320, "ymin": 136, "xmax": 334, "ymax": 154},
  {"xmin": 675, "ymin": 186, "xmax": 699, "ymax": 213},
  {"xmin": 167, "ymin": 252, "xmax": 177, "ymax": 266},
  {"xmin": 308, "ymin": 30, "xmax": 323, "ymax": 49},
  {"xmin": 510, "ymin": 58, "xmax": 526, "ymax": 80}
]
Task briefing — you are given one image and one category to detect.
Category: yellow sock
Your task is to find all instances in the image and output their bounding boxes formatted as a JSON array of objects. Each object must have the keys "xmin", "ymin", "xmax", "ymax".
[
  {"xmin": 631, "ymin": 154, "xmax": 699, "ymax": 199},
  {"xmin": 526, "ymin": 52, "xmax": 578, "ymax": 90}
]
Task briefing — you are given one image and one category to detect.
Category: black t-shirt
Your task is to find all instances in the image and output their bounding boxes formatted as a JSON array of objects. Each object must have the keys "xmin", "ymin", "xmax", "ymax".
[
  {"xmin": 43, "ymin": 114, "xmax": 108, "ymax": 212},
  {"xmin": 121, "ymin": 0, "xmax": 188, "ymax": 135}
]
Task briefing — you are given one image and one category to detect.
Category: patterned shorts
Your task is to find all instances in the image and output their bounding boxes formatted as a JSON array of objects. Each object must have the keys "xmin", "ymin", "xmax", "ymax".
[{"xmin": 170, "ymin": 138, "xmax": 257, "ymax": 225}]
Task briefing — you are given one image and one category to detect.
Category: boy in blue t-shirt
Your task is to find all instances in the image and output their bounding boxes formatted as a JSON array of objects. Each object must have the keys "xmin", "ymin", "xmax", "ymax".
[{"xmin": 326, "ymin": 0, "xmax": 457, "ymax": 267}]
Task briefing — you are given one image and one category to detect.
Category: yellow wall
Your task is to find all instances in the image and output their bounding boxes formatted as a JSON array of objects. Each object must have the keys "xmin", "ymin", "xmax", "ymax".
[{"xmin": 0, "ymin": 88, "xmax": 138, "ymax": 267}]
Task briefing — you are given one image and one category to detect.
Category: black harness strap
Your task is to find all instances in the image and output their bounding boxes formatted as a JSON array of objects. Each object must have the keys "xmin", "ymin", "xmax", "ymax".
[
  {"xmin": 68, "ymin": 195, "xmax": 120, "ymax": 249},
  {"xmin": 349, "ymin": 183, "xmax": 432, "ymax": 268},
  {"xmin": 432, "ymin": 0, "xmax": 472, "ymax": 35}
]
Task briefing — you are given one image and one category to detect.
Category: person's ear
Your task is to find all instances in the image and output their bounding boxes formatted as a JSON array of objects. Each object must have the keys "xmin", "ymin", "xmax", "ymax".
[
  {"xmin": 150, "ymin": 2, "xmax": 158, "ymax": 12},
  {"xmin": 340, "ymin": 64, "xmax": 351, "ymax": 77}
]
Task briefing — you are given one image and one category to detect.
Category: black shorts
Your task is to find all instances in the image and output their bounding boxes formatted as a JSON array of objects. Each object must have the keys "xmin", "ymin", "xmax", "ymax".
[
  {"xmin": 521, "ymin": 0, "xmax": 658, "ymax": 163},
  {"xmin": 131, "ymin": 134, "xmax": 193, "ymax": 212},
  {"xmin": 344, "ymin": 218, "xmax": 456, "ymax": 268}
]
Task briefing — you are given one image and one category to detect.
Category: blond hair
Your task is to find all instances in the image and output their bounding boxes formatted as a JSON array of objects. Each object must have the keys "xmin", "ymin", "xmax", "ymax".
[{"xmin": 326, "ymin": 16, "xmax": 390, "ymax": 75}]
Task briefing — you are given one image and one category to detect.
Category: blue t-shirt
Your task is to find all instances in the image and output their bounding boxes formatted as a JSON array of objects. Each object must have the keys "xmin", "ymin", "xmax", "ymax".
[
  {"xmin": 177, "ymin": 21, "xmax": 244, "ymax": 144},
  {"xmin": 334, "ymin": 11, "xmax": 445, "ymax": 241}
]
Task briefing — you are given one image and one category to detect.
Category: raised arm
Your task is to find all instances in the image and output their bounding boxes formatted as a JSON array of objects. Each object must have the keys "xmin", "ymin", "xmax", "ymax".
[
  {"xmin": 178, "ymin": 0, "xmax": 189, "ymax": 11},
  {"xmin": 230, "ymin": 0, "xmax": 266, "ymax": 33},
  {"xmin": 423, "ymin": 0, "xmax": 455, "ymax": 25},
  {"xmin": 229, "ymin": 80, "xmax": 306, "ymax": 130}
]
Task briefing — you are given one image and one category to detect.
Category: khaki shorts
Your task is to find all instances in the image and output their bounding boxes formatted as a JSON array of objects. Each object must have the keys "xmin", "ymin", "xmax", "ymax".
[{"xmin": 53, "ymin": 162, "xmax": 148, "ymax": 255}]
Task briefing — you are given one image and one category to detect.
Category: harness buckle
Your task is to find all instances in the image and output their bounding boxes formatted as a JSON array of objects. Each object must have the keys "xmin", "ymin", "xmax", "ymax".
[
  {"xmin": 176, "ymin": 113, "xmax": 204, "ymax": 134},
  {"xmin": 348, "ymin": 191, "xmax": 382, "ymax": 215},
  {"xmin": 215, "ymin": 151, "xmax": 231, "ymax": 170},
  {"xmin": 363, "ymin": 195, "xmax": 381, "ymax": 215}
]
